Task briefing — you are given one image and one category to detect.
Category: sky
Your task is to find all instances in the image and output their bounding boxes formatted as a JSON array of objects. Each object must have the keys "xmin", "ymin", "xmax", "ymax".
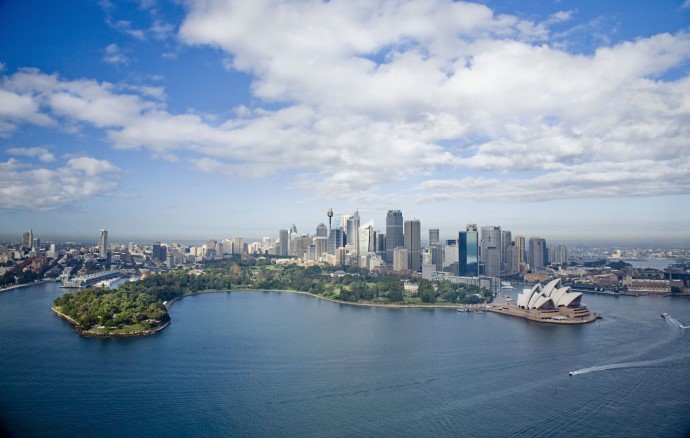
[{"xmin": 1, "ymin": 0, "xmax": 689, "ymax": 244}]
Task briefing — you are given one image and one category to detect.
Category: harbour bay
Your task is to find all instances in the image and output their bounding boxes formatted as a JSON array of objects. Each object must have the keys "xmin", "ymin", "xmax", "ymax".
[{"xmin": 1, "ymin": 283, "xmax": 689, "ymax": 437}]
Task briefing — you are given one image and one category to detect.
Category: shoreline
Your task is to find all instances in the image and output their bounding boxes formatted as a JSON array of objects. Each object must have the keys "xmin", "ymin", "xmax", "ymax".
[
  {"xmin": 51, "ymin": 306, "xmax": 170, "ymax": 338},
  {"xmin": 52, "ymin": 287, "xmax": 600, "ymax": 338},
  {"xmin": 168, "ymin": 288, "xmax": 468, "ymax": 311}
]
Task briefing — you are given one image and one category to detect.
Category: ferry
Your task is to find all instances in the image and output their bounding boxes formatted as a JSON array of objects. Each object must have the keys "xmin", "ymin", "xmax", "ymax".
[
  {"xmin": 661, "ymin": 312, "xmax": 672, "ymax": 320},
  {"xmin": 501, "ymin": 281, "xmax": 514, "ymax": 289}
]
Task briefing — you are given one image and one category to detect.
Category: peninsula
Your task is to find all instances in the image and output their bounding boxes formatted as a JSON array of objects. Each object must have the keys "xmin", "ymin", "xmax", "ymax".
[{"xmin": 52, "ymin": 259, "xmax": 491, "ymax": 337}]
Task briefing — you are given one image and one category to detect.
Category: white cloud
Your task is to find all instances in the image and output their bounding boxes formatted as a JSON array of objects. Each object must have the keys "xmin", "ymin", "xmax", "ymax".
[
  {"xmin": 2, "ymin": 1, "xmax": 690, "ymax": 206},
  {"xmin": 0, "ymin": 157, "xmax": 121, "ymax": 210},
  {"xmin": 103, "ymin": 43, "xmax": 129, "ymax": 64},
  {"xmin": 6, "ymin": 147, "xmax": 55, "ymax": 162},
  {"xmin": 682, "ymin": 0, "xmax": 690, "ymax": 9}
]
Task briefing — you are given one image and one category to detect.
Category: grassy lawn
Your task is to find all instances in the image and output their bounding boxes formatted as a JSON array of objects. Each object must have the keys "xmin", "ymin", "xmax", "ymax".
[{"xmin": 88, "ymin": 323, "xmax": 151, "ymax": 334}]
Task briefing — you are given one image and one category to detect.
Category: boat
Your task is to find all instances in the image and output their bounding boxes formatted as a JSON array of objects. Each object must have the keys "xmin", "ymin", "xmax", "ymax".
[
  {"xmin": 501, "ymin": 281, "xmax": 514, "ymax": 289},
  {"xmin": 661, "ymin": 312, "xmax": 672, "ymax": 320},
  {"xmin": 568, "ymin": 372, "xmax": 574, "ymax": 376}
]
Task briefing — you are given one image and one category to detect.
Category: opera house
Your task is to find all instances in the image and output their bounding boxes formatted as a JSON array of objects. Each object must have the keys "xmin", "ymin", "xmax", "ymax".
[{"xmin": 489, "ymin": 278, "xmax": 598, "ymax": 324}]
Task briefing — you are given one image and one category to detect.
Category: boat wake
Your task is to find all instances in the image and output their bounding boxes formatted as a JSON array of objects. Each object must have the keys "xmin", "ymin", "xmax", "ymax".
[
  {"xmin": 667, "ymin": 317, "xmax": 690, "ymax": 329},
  {"xmin": 569, "ymin": 354, "xmax": 689, "ymax": 376}
]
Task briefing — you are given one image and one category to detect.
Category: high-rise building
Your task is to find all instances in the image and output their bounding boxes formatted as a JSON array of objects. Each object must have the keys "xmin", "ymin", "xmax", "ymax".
[
  {"xmin": 429, "ymin": 229, "xmax": 440, "ymax": 246},
  {"xmin": 152, "ymin": 242, "xmax": 167, "ymax": 262},
  {"xmin": 506, "ymin": 246, "xmax": 521, "ymax": 275},
  {"xmin": 376, "ymin": 233, "xmax": 386, "ymax": 260},
  {"xmin": 327, "ymin": 228, "xmax": 343, "ymax": 254},
  {"xmin": 316, "ymin": 223, "xmax": 328, "ymax": 237},
  {"xmin": 279, "ymin": 229, "xmax": 289, "ymax": 256},
  {"xmin": 514, "ymin": 235, "xmax": 526, "ymax": 272},
  {"xmin": 501, "ymin": 230, "xmax": 512, "ymax": 275},
  {"xmin": 480, "ymin": 226, "xmax": 502, "ymax": 277},
  {"xmin": 444, "ymin": 239, "xmax": 458, "ymax": 269},
  {"xmin": 385, "ymin": 210, "xmax": 404, "ymax": 265},
  {"xmin": 346, "ymin": 211, "xmax": 361, "ymax": 258},
  {"xmin": 22, "ymin": 230, "xmax": 33, "ymax": 249},
  {"xmin": 359, "ymin": 220, "xmax": 375, "ymax": 254},
  {"xmin": 99, "ymin": 229, "xmax": 108, "ymax": 259},
  {"xmin": 404, "ymin": 219, "xmax": 421, "ymax": 271},
  {"xmin": 393, "ymin": 247, "xmax": 408, "ymax": 272},
  {"xmin": 458, "ymin": 224, "xmax": 479, "ymax": 277},
  {"xmin": 430, "ymin": 244, "xmax": 444, "ymax": 272},
  {"xmin": 528, "ymin": 237, "xmax": 548, "ymax": 269},
  {"xmin": 314, "ymin": 236, "xmax": 328, "ymax": 259},
  {"xmin": 551, "ymin": 244, "xmax": 568, "ymax": 266}
]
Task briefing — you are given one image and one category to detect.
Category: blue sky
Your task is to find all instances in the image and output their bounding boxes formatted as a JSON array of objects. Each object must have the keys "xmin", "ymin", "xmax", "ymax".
[{"xmin": 1, "ymin": 0, "xmax": 689, "ymax": 244}]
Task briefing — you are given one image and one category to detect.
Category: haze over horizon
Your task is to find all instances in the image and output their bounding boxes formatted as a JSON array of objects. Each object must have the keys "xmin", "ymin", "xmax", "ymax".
[{"xmin": 1, "ymin": 0, "xmax": 689, "ymax": 242}]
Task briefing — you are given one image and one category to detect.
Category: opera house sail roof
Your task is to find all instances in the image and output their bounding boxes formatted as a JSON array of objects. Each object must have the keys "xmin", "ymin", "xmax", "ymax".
[{"xmin": 517, "ymin": 278, "xmax": 583, "ymax": 310}]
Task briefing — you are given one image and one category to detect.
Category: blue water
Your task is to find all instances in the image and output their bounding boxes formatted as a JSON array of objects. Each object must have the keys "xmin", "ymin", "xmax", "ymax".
[{"xmin": 1, "ymin": 283, "xmax": 689, "ymax": 437}]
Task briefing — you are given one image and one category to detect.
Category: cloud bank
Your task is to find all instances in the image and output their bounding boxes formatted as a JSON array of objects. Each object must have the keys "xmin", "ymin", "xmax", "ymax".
[{"xmin": 1, "ymin": 0, "xmax": 689, "ymax": 210}]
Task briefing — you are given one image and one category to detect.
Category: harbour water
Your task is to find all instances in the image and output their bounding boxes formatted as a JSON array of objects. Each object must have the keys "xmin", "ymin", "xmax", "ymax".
[{"xmin": 1, "ymin": 283, "xmax": 689, "ymax": 437}]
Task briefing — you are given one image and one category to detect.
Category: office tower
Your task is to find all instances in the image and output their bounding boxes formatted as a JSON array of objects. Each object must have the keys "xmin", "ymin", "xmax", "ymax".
[
  {"xmin": 152, "ymin": 242, "xmax": 166, "ymax": 262},
  {"xmin": 293, "ymin": 235, "xmax": 313, "ymax": 259},
  {"xmin": 528, "ymin": 237, "xmax": 548, "ymax": 269},
  {"xmin": 234, "ymin": 237, "xmax": 246, "ymax": 254},
  {"xmin": 335, "ymin": 247, "xmax": 347, "ymax": 266},
  {"xmin": 32, "ymin": 237, "xmax": 40, "ymax": 251},
  {"xmin": 385, "ymin": 210, "xmax": 403, "ymax": 265},
  {"xmin": 444, "ymin": 239, "xmax": 458, "ymax": 269},
  {"xmin": 514, "ymin": 235, "xmax": 526, "ymax": 272},
  {"xmin": 430, "ymin": 244, "xmax": 443, "ymax": 272},
  {"xmin": 393, "ymin": 247, "xmax": 408, "ymax": 272},
  {"xmin": 404, "ymin": 219, "xmax": 421, "ymax": 271},
  {"xmin": 327, "ymin": 228, "xmax": 343, "ymax": 254},
  {"xmin": 359, "ymin": 221, "xmax": 375, "ymax": 254},
  {"xmin": 316, "ymin": 223, "xmax": 328, "ymax": 237},
  {"xmin": 480, "ymin": 226, "xmax": 502, "ymax": 277},
  {"xmin": 279, "ymin": 229, "xmax": 289, "ymax": 256},
  {"xmin": 501, "ymin": 230, "xmax": 512, "ymax": 275},
  {"xmin": 376, "ymin": 233, "xmax": 386, "ymax": 260},
  {"xmin": 458, "ymin": 224, "xmax": 479, "ymax": 277},
  {"xmin": 551, "ymin": 244, "xmax": 568, "ymax": 266},
  {"xmin": 429, "ymin": 229, "xmax": 440, "ymax": 246},
  {"xmin": 505, "ymin": 246, "xmax": 520, "ymax": 275},
  {"xmin": 346, "ymin": 210, "xmax": 361, "ymax": 257},
  {"xmin": 314, "ymin": 236, "xmax": 328, "ymax": 259},
  {"xmin": 99, "ymin": 229, "xmax": 108, "ymax": 259},
  {"xmin": 22, "ymin": 230, "xmax": 33, "ymax": 249}
]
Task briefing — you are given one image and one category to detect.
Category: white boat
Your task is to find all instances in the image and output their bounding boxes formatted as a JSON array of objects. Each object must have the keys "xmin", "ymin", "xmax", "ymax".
[
  {"xmin": 501, "ymin": 281, "xmax": 514, "ymax": 289},
  {"xmin": 661, "ymin": 312, "xmax": 671, "ymax": 320}
]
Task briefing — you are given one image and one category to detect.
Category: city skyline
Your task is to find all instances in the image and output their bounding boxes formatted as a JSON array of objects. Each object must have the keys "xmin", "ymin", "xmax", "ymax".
[{"xmin": 1, "ymin": 1, "xmax": 690, "ymax": 241}]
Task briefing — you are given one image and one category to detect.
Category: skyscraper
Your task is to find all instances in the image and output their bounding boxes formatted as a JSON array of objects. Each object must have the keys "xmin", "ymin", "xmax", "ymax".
[
  {"xmin": 404, "ymin": 219, "xmax": 421, "ymax": 271},
  {"xmin": 22, "ymin": 230, "xmax": 33, "ymax": 249},
  {"xmin": 346, "ymin": 210, "xmax": 361, "ymax": 258},
  {"xmin": 428, "ymin": 229, "xmax": 440, "ymax": 246},
  {"xmin": 480, "ymin": 226, "xmax": 502, "ymax": 277},
  {"xmin": 99, "ymin": 229, "xmax": 108, "ymax": 259},
  {"xmin": 501, "ymin": 230, "xmax": 512, "ymax": 275},
  {"xmin": 359, "ymin": 220, "xmax": 375, "ymax": 254},
  {"xmin": 458, "ymin": 224, "xmax": 479, "ymax": 277},
  {"xmin": 279, "ymin": 229, "xmax": 289, "ymax": 256},
  {"xmin": 514, "ymin": 235, "xmax": 526, "ymax": 272},
  {"xmin": 152, "ymin": 242, "xmax": 166, "ymax": 262},
  {"xmin": 385, "ymin": 210, "xmax": 403, "ymax": 265},
  {"xmin": 528, "ymin": 237, "xmax": 548, "ymax": 269},
  {"xmin": 393, "ymin": 247, "xmax": 408, "ymax": 272},
  {"xmin": 551, "ymin": 244, "xmax": 568, "ymax": 266},
  {"xmin": 316, "ymin": 223, "xmax": 328, "ymax": 237}
]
